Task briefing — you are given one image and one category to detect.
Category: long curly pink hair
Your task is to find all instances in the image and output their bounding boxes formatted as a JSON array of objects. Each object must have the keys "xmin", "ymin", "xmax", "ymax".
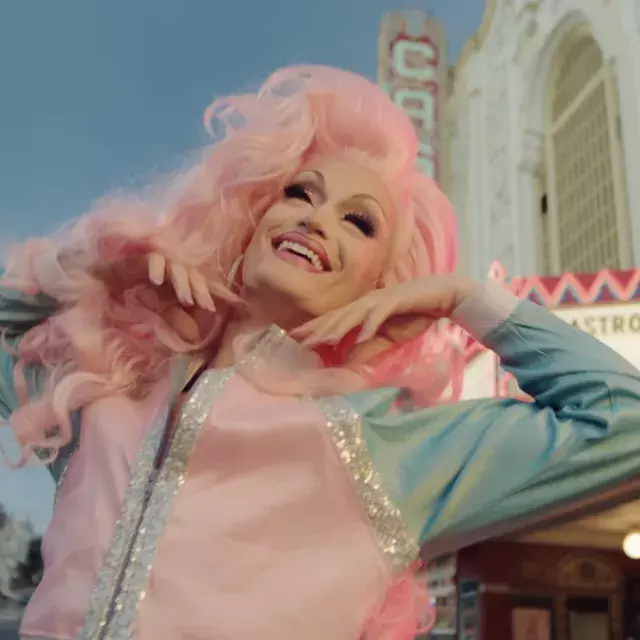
[
  {"xmin": 2, "ymin": 65, "xmax": 460, "ymax": 640},
  {"xmin": 3, "ymin": 65, "xmax": 460, "ymax": 454}
]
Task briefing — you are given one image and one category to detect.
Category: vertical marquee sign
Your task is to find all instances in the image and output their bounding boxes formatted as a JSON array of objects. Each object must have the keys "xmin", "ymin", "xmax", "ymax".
[{"xmin": 378, "ymin": 11, "xmax": 447, "ymax": 184}]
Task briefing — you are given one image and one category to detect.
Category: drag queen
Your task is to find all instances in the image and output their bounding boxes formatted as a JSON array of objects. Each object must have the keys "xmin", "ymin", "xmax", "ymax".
[{"xmin": 2, "ymin": 66, "xmax": 640, "ymax": 640}]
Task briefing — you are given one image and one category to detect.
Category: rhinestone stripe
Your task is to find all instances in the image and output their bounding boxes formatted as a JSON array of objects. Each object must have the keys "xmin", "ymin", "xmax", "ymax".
[
  {"xmin": 318, "ymin": 396, "xmax": 419, "ymax": 573},
  {"xmin": 96, "ymin": 326, "xmax": 288, "ymax": 638},
  {"xmin": 53, "ymin": 444, "xmax": 78, "ymax": 507},
  {"xmin": 245, "ymin": 325, "xmax": 288, "ymax": 362},
  {"xmin": 73, "ymin": 327, "xmax": 288, "ymax": 638},
  {"xmin": 77, "ymin": 403, "xmax": 171, "ymax": 640},
  {"xmin": 101, "ymin": 368, "xmax": 233, "ymax": 639}
]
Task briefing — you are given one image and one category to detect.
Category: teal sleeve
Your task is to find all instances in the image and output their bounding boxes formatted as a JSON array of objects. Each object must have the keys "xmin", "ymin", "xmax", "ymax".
[
  {"xmin": 348, "ymin": 299, "xmax": 640, "ymax": 555},
  {"xmin": 0, "ymin": 284, "xmax": 58, "ymax": 418}
]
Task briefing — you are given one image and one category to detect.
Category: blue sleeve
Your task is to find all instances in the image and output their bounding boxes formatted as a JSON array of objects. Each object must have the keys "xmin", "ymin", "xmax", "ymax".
[{"xmin": 350, "ymin": 299, "xmax": 640, "ymax": 556}]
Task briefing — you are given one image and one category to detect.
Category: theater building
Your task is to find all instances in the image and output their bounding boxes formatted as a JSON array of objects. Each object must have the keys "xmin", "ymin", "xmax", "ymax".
[
  {"xmin": 379, "ymin": 3, "xmax": 640, "ymax": 637},
  {"xmin": 445, "ymin": 0, "xmax": 640, "ymax": 280}
]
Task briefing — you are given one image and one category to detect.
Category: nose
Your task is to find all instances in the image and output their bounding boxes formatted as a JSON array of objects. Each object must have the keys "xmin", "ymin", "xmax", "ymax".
[{"xmin": 297, "ymin": 214, "xmax": 328, "ymax": 239}]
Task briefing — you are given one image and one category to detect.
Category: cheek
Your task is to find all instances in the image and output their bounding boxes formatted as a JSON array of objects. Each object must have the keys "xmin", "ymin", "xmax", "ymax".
[
  {"xmin": 258, "ymin": 202, "xmax": 294, "ymax": 229},
  {"xmin": 347, "ymin": 246, "xmax": 383, "ymax": 287},
  {"xmin": 241, "ymin": 240, "xmax": 266, "ymax": 285}
]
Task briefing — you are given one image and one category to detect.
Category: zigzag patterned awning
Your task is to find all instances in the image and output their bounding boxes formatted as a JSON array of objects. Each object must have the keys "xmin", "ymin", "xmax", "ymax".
[{"xmin": 464, "ymin": 264, "xmax": 640, "ymax": 361}]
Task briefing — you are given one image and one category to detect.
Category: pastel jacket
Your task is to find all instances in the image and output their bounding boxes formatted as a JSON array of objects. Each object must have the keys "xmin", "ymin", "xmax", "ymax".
[{"xmin": 1, "ymin": 281, "xmax": 640, "ymax": 640}]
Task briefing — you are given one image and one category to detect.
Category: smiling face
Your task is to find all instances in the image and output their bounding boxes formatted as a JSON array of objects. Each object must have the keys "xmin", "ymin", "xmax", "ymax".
[{"xmin": 240, "ymin": 156, "xmax": 396, "ymax": 328}]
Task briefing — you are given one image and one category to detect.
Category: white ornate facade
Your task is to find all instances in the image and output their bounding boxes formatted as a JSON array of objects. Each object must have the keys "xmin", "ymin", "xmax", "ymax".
[{"xmin": 447, "ymin": 0, "xmax": 640, "ymax": 279}]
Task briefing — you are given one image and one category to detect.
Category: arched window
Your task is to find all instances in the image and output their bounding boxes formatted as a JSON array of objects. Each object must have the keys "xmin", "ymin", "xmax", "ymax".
[{"xmin": 542, "ymin": 30, "xmax": 630, "ymax": 274}]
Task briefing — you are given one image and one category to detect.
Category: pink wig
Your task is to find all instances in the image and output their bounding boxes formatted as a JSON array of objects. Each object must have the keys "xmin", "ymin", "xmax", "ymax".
[
  {"xmin": 3, "ymin": 65, "xmax": 460, "ymax": 454},
  {"xmin": 2, "ymin": 65, "xmax": 459, "ymax": 639}
]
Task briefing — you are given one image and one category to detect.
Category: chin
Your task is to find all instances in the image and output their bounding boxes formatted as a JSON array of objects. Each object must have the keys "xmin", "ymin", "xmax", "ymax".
[{"xmin": 243, "ymin": 274, "xmax": 314, "ymax": 322}]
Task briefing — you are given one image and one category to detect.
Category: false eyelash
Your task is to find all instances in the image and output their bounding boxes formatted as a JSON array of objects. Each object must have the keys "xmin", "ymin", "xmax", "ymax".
[
  {"xmin": 344, "ymin": 211, "xmax": 377, "ymax": 238},
  {"xmin": 284, "ymin": 183, "xmax": 312, "ymax": 202}
]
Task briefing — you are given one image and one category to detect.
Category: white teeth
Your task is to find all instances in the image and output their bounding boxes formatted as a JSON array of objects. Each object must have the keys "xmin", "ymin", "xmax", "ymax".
[{"xmin": 276, "ymin": 240, "xmax": 325, "ymax": 271}]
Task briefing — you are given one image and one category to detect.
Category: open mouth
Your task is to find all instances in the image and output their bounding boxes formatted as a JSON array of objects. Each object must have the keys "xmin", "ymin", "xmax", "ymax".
[{"xmin": 272, "ymin": 234, "xmax": 331, "ymax": 273}]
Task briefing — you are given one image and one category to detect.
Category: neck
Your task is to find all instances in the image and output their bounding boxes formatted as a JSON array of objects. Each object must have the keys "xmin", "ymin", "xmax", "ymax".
[
  {"xmin": 210, "ymin": 317, "xmax": 253, "ymax": 369},
  {"xmin": 209, "ymin": 293, "xmax": 311, "ymax": 369},
  {"xmin": 211, "ymin": 314, "xmax": 296, "ymax": 370}
]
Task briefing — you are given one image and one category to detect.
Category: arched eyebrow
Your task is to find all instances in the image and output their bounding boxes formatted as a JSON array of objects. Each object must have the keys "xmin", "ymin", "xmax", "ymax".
[
  {"xmin": 347, "ymin": 193, "xmax": 384, "ymax": 212},
  {"xmin": 310, "ymin": 170, "xmax": 325, "ymax": 188},
  {"xmin": 310, "ymin": 170, "xmax": 385, "ymax": 216}
]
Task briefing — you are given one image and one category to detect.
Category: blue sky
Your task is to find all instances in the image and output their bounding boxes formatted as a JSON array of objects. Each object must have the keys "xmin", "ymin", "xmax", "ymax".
[{"xmin": 0, "ymin": 0, "xmax": 485, "ymax": 530}]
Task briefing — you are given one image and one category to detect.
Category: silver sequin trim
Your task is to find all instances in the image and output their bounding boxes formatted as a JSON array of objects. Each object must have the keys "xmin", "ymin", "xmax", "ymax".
[
  {"xmin": 53, "ymin": 444, "xmax": 79, "ymax": 506},
  {"xmin": 76, "ymin": 403, "xmax": 171, "ymax": 640},
  {"xmin": 102, "ymin": 368, "xmax": 232, "ymax": 639},
  {"xmin": 97, "ymin": 326, "xmax": 288, "ymax": 638},
  {"xmin": 73, "ymin": 325, "xmax": 299, "ymax": 638},
  {"xmin": 318, "ymin": 396, "xmax": 419, "ymax": 573}
]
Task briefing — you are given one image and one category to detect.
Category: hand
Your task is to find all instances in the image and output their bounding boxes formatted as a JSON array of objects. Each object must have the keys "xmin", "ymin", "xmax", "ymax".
[
  {"xmin": 92, "ymin": 234, "xmax": 216, "ymax": 313},
  {"xmin": 147, "ymin": 252, "xmax": 216, "ymax": 312},
  {"xmin": 291, "ymin": 275, "xmax": 476, "ymax": 347}
]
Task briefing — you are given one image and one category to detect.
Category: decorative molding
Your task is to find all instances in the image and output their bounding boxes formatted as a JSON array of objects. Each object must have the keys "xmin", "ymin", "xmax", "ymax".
[
  {"xmin": 514, "ymin": 550, "xmax": 623, "ymax": 598},
  {"xmin": 456, "ymin": 0, "xmax": 500, "ymax": 71},
  {"xmin": 517, "ymin": 0, "xmax": 541, "ymax": 39},
  {"xmin": 518, "ymin": 129, "xmax": 545, "ymax": 175},
  {"xmin": 484, "ymin": 57, "xmax": 515, "ymax": 273},
  {"xmin": 557, "ymin": 554, "xmax": 621, "ymax": 590}
]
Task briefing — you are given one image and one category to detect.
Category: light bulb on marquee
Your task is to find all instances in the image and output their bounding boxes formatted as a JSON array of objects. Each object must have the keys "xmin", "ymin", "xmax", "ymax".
[{"xmin": 622, "ymin": 531, "xmax": 640, "ymax": 559}]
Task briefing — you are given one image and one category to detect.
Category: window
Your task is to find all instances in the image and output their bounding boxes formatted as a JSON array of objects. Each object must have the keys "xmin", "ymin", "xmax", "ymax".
[{"xmin": 542, "ymin": 31, "xmax": 629, "ymax": 274}]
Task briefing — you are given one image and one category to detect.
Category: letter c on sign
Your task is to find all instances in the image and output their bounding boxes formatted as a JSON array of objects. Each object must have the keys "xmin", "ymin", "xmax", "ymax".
[{"xmin": 392, "ymin": 40, "xmax": 437, "ymax": 82}]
